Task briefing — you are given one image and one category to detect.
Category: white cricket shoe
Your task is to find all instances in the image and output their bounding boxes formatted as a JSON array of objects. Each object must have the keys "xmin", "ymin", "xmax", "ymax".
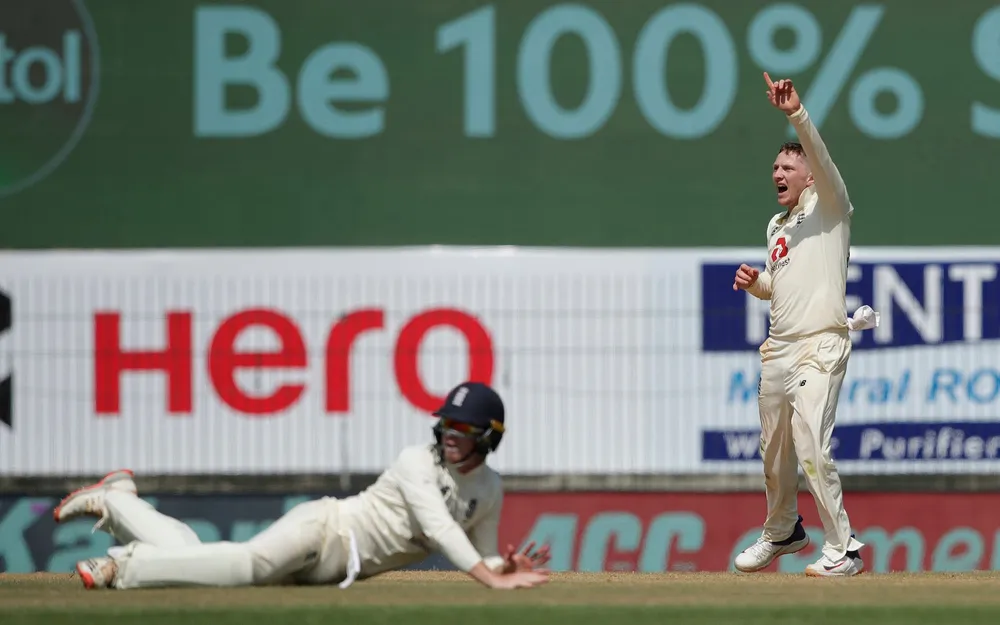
[
  {"xmin": 53, "ymin": 469, "xmax": 137, "ymax": 523},
  {"xmin": 735, "ymin": 515, "xmax": 810, "ymax": 573},
  {"xmin": 76, "ymin": 556, "xmax": 118, "ymax": 589},
  {"xmin": 805, "ymin": 553, "xmax": 864, "ymax": 577}
]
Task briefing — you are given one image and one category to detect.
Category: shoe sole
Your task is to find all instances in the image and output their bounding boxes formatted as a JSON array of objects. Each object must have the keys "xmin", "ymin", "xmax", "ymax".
[
  {"xmin": 805, "ymin": 568, "xmax": 865, "ymax": 577},
  {"xmin": 805, "ymin": 562, "xmax": 865, "ymax": 578},
  {"xmin": 75, "ymin": 561, "xmax": 97, "ymax": 589},
  {"xmin": 53, "ymin": 469, "xmax": 136, "ymax": 522},
  {"xmin": 735, "ymin": 535, "xmax": 810, "ymax": 573}
]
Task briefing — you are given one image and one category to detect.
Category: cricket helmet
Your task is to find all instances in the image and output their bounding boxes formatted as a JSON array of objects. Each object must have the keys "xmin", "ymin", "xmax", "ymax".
[{"xmin": 432, "ymin": 381, "xmax": 506, "ymax": 457}]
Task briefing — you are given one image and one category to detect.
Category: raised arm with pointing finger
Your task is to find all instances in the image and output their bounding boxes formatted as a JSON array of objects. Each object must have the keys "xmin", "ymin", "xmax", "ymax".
[
  {"xmin": 768, "ymin": 73, "xmax": 854, "ymax": 219},
  {"xmin": 730, "ymin": 72, "xmax": 866, "ymax": 580}
]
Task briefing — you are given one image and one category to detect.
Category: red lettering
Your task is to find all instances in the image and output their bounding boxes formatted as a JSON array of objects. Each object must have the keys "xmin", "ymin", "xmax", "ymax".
[
  {"xmin": 325, "ymin": 309, "xmax": 384, "ymax": 413},
  {"xmin": 208, "ymin": 309, "xmax": 306, "ymax": 415},
  {"xmin": 94, "ymin": 311, "xmax": 192, "ymax": 415},
  {"xmin": 94, "ymin": 306, "xmax": 495, "ymax": 418},
  {"xmin": 394, "ymin": 308, "xmax": 494, "ymax": 413}
]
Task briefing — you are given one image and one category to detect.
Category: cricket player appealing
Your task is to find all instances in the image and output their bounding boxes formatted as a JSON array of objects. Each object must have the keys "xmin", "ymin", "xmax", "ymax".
[
  {"xmin": 55, "ymin": 382, "xmax": 551, "ymax": 590},
  {"xmin": 730, "ymin": 73, "xmax": 866, "ymax": 577}
]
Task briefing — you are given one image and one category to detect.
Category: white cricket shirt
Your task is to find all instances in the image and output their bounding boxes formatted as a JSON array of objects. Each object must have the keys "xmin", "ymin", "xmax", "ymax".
[
  {"xmin": 746, "ymin": 105, "xmax": 854, "ymax": 343},
  {"xmin": 337, "ymin": 444, "xmax": 505, "ymax": 578}
]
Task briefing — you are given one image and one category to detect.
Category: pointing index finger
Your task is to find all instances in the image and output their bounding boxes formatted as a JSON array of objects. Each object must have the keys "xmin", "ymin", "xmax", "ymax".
[{"xmin": 763, "ymin": 72, "xmax": 774, "ymax": 89}]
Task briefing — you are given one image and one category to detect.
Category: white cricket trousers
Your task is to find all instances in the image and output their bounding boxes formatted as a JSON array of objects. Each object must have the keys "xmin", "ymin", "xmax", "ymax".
[
  {"xmin": 98, "ymin": 491, "xmax": 357, "ymax": 589},
  {"xmin": 757, "ymin": 330, "xmax": 864, "ymax": 560}
]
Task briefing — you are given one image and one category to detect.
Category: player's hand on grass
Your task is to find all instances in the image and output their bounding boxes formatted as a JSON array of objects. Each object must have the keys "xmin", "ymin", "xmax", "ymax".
[
  {"xmin": 492, "ymin": 569, "xmax": 550, "ymax": 590},
  {"xmin": 733, "ymin": 264, "xmax": 760, "ymax": 291},
  {"xmin": 764, "ymin": 72, "xmax": 801, "ymax": 115},
  {"xmin": 502, "ymin": 542, "xmax": 552, "ymax": 573}
]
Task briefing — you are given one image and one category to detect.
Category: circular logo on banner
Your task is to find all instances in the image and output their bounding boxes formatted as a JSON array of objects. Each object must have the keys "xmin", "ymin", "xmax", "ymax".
[{"xmin": 0, "ymin": 0, "xmax": 100, "ymax": 199}]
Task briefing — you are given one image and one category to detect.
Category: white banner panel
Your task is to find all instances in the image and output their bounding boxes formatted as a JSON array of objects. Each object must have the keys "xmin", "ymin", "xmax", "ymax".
[{"xmin": 1, "ymin": 246, "xmax": 999, "ymax": 476}]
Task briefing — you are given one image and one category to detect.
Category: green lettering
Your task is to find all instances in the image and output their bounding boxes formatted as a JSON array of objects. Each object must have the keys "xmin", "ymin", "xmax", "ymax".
[
  {"xmin": 0, "ymin": 498, "xmax": 53, "ymax": 572},
  {"xmin": 638, "ymin": 513, "xmax": 705, "ymax": 572},
  {"xmin": 47, "ymin": 521, "xmax": 113, "ymax": 573},
  {"xmin": 932, "ymin": 528, "xmax": 983, "ymax": 571},
  {"xmin": 578, "ymin": 513, "xmax": 640, "ymax": 572},
  {"xmin": 856, "ymin": 527, "xmax": 925, "ymax": 572},
  {"xmin": 518, "ymin": 514, "xmax": 577, "ymax": 571},
  {"xmin": 991, "ymin": 530, "xmax": 1000, "ymax": 570}
]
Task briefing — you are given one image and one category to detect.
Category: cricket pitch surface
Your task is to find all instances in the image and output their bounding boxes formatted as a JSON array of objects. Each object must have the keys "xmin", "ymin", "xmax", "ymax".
[{"xmin": 3, "ymin": 571, "xmax": 999, "ymax": 624}]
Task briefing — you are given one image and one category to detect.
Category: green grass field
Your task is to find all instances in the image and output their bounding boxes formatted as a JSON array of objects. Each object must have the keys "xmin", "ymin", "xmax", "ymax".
[{"xmin": 3, "ymin": 571, "xmax": 1000, "ymax": 625}]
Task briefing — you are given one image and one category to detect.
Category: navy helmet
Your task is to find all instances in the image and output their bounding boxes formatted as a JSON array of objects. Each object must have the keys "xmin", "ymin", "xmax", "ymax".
[{"xmin": 432, "ymin": 381, "xmax": 505, "ymax": 456}]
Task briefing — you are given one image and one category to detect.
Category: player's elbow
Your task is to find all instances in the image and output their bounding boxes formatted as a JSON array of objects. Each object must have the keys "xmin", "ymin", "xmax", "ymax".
[
  {"xmin": 422, "ymin": 521, "xmax": 467, "ymax": 550},
  {"xmin": 833, "ymin": 189, "xmax": 851, "ymax": 213},
  {"xmin": 421, "ymin": 526, "xmax": 452, "ymax": 548}
]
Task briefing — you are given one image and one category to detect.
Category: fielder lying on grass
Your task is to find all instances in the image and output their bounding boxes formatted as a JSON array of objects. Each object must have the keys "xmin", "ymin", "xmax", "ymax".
[{"xmin": 55, "ymin": 382, "xmax": 550, "ymax": 591}]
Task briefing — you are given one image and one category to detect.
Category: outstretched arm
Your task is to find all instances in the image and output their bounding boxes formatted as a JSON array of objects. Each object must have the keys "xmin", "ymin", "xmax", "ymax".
[
  {"xmin": 393, "ymin": 449, "xmax": 547, "ymax": 590},
  {"xmin": 396, "ymin": 472, "xmax": 490, "ymax": 577},
  {"xmin": 764, "ymin": 73, "xmax": 852, "ymax": 218},
  {"xmin": 466, "ymin": 492, "xmax": 553, "ymax": 576},
  {"xmin": 393, "ymin": 450, "xmax": 495, "ymax": 578},
  {"xmin": 467, "ymin": 496, "xmax": 506, "ymax": 573}
]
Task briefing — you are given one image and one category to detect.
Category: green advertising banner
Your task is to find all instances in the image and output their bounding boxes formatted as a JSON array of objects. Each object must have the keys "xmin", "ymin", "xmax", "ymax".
[{"xmin": 2, "ymin": 1, "xmax": 998, "ymax": 248}]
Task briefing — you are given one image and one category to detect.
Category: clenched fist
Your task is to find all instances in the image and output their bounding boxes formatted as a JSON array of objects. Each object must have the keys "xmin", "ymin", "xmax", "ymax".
[{"xmin": 733, "ymin": 264, "xmax": 760, "ymax": 291}]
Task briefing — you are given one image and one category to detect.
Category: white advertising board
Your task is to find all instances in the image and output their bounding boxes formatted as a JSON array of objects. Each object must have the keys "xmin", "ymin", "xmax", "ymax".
[{"xmin": 1, "ymin": 247, "xmax": 998, "ymax": 476}]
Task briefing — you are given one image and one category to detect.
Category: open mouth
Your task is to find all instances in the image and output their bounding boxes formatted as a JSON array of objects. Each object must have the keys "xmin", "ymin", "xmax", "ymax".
[{"xmin": 777, "ymin": 184, "xmax": 788, "ymax": 194}]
